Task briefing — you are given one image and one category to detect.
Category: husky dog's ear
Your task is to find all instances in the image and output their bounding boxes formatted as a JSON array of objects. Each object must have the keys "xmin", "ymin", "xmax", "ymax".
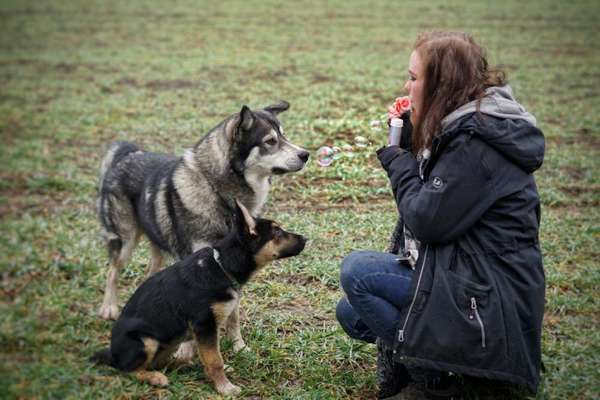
[
  {"xmin": 238, "ymin": 105, "xmax": 254, "ymax": 131},
  {"xmin": 226, "ymin": 105, "xmax": 254, "ymax": 143},
  {"xmin": 264, "ymin": 101, "xmax": 290, "ymax": 115},
  {"xmin": 235, "ymin": 199, "xmax": 257, "ymax": 238}
]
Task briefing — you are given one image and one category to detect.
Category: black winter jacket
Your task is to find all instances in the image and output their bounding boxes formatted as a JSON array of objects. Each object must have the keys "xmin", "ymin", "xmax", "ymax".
[{"xmin": 376, "ymin": 112, "xmax": 545, "ymax": 392}]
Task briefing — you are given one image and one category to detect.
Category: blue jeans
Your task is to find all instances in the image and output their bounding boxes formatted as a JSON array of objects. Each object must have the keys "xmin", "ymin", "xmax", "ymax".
[{"xmin": 336, "ymin": 250, "xmax": 414, "ymax": 347}]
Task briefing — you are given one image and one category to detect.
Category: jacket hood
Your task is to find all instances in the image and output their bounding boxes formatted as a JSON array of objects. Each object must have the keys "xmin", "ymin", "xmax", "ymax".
[{"xmin": 440, "ymin": 85, "xmax": 545, "ymax": 173}]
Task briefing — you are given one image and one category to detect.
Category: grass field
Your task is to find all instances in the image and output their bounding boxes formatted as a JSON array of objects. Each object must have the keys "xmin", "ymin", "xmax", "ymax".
[{"xmin": 1, "ymin": 0, "xmax": 599, "ymax": 398}]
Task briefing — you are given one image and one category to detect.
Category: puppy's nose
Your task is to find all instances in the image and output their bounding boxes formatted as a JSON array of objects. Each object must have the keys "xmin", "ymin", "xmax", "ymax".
[
  {"xmin": 299, "ymin": 235, "xmax": 308, "ymax": 247},
  {"xmin": 297, "ymin": 151, "xmax": 310, "ymax": 163}
]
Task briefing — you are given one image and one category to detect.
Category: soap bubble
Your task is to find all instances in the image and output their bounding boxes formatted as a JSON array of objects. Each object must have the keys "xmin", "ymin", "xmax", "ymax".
[
  {"xmin": 354, "ymin": 136, "xmax": 368, "ymax": 148},
  {"xmin": 316, "ymin": 146, "xmax": 334, "ymax": 167},
  {"xmin": 332, "ymin": 146, "xmax": 343, "ymax": 160}
]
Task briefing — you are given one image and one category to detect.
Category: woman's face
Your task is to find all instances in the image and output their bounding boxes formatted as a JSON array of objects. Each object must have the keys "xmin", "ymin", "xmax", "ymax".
[{"xmin": 403, "ymin": 50, "xmax": 424, "ymax": 126}]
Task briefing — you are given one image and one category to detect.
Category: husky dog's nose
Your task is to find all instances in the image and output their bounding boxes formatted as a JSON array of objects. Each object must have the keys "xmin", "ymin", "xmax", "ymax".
[{"xmin": 298, "ymin": 151, "xmax": 310, "ymax": 163}]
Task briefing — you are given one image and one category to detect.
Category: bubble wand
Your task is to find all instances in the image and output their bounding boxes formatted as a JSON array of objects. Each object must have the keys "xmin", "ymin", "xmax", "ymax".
[{"xmin": 387, "ymin": 96, "xmax": 411, "ymax": 146}]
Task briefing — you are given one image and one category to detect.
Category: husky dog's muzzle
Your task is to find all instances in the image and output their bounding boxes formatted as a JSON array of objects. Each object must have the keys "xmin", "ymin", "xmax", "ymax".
[{"xmin": 272, "ymin": 150, "xmax": 310, "ymax": 175}]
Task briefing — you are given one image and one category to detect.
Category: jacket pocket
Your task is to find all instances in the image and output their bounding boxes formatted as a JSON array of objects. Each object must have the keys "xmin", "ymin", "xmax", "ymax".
[
  {"xmin": 469, "ymin": 295, "xmax": 486, "ymax": 349},
  {"xmin": 446, "ymin": 270, "xmax": 508, "ymax": 364}
]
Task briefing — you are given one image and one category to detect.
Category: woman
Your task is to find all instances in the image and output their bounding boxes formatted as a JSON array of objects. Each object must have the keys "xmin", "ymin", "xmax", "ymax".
[{"xmin": 336, "ymin": 32, "xmax": 545, "ymax": 399}]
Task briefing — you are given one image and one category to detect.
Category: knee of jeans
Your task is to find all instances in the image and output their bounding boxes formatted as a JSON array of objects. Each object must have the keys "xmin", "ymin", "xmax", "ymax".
[
  {"xmin": 336, "ymin": 298, "xmax": 361, "ymax": 339},
  {"xmin": 340, "ymin": 251, "xmax": 365, "ymax": 293},
  {"xmin": 335, "ymin": 297, "xmax": 352, "ymax": 326}
]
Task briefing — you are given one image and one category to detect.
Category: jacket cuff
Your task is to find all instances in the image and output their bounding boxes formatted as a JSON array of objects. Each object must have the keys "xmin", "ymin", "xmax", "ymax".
[{"xmin": 376, "ymin": 145, "xmax": 411, "ymax": 171}]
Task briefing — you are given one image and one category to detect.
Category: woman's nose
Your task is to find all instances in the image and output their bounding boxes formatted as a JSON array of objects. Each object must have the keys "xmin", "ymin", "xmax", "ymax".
[{"xmin": 403, "ymin": 80, "xmax": 410, "ymax": 93}]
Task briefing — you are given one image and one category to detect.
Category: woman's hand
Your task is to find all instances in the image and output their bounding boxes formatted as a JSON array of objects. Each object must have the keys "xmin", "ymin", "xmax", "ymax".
[{"xmin": 387, "ymin": 96, "xmax": 411, "ymax": 126}]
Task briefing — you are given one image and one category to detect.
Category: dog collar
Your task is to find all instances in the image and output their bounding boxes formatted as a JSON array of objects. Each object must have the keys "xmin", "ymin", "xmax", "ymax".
[{"xmin": 213, "ymin": 249, "xmax": 241, "ymax": 290}]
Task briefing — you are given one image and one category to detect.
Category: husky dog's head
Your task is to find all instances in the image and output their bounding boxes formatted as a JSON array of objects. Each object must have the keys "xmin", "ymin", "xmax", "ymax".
[
  {"xmin": 227, "ymin": 101, "xmax": 309, "ymax": 177},
  {"xmin": 233, "ymin": 200, "xmax": 307, "ymax": 267}
]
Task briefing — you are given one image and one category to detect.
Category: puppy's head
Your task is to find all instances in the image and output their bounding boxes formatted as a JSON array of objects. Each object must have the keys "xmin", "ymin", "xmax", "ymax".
[
  {"xmin": 226, "ymin": 102, "xmax": 310, "ymax": 176},
  {"xmin": 234, "ymin": 200, "xmax": 307, "ymax": 268}
]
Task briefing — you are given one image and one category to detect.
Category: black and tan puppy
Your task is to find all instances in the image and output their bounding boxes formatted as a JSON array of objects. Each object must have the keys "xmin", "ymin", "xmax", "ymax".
[{"xmin": 90, "ymin": 200, "xmax": 306, "ymax": 396}]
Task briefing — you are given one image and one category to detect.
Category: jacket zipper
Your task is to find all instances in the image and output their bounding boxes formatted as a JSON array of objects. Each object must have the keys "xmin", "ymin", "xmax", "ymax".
[
  {"xmin": 398, "ymin": 245, "xmax": 429, "ymax": 343},
  {"xmin": 470, "ymin": 297, "xmax": 486, "ymax": 348}
]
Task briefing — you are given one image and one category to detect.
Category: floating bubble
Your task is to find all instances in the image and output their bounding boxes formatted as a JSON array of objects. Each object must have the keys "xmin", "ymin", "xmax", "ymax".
[
  {"xmin": 354, "ymin": 136, "xmax": 369, "ymax": 148},
  {"xmin": 332, "ymin": 146, "xmax": 343, "ymax": 160},
  {"xmin": 370, "ymin": 120, "xmax": 382, "ymax": 130},
  {"xmin": 316, "ymin": 146, "xmax": 334, "ymax": 167}
]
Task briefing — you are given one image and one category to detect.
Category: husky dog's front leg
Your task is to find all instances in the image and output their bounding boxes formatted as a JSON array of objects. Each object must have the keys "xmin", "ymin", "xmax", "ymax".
[
  {"xmin": 226, "ymin": 301, "xmax": 247, "ymax": 352},
  {"xmin": 145, "ymin": 243, "xmax": 166, "ymax": 278}
]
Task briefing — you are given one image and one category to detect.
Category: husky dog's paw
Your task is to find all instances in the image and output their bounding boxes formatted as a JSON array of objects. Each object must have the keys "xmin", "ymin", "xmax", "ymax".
[
  {"xmin": 232, "ymin": 340, "xmax": 248, "ymax": 353},
  {"xmin": 173, "ymin": 341, "xmax": 196, "ymax": 361},
  {"xmin": 216, "ymin": 381, "xmax": 241, "ymax": 396},
  {"xmin": 98, "ymin": 303, "xmax": 119, "ymax": 320}
]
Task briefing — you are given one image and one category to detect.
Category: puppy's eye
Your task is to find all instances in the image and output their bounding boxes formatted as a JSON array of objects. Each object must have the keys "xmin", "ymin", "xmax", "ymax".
[
  {"xmin": 264, "ymin": 138, "xmax": 277, "ymax": 146},
  {"xmin": 273, "ymin": 228, "xmax": 283, "ymax": 237}
]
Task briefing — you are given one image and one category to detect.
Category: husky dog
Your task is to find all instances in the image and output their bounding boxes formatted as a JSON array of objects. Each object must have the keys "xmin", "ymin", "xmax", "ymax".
[
  {"xmin": 90, "ymin": 201, "xmax": 307, "ymax": 396},
  {"xmin": 97, "ymin": 101, "xmax": 309, "ymax": 320}
]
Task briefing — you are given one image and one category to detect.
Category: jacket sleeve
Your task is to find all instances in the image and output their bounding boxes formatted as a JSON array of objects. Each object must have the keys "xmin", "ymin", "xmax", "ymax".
[{"xmin": 377, "ymin": 138, "xmax": 496, "ymax": 244}]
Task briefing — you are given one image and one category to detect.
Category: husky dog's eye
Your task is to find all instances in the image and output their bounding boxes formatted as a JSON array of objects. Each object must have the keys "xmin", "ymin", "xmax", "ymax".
[{"xmin": 264, "ymin": 138, "xmax": 277, "ymax": 146}]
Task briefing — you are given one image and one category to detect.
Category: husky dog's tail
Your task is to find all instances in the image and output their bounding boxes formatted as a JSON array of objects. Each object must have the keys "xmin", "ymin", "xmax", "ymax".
[
  {"xmin": 97, "ymin": 141, "xmax": 142, "ymax": 241},
  {"xmin": 99, "ymin": 141, "xmax": 141, "ymax": 185},
  {"xmin": 90, "ymin": 348, "xmax": 114, "ymax": 367}
]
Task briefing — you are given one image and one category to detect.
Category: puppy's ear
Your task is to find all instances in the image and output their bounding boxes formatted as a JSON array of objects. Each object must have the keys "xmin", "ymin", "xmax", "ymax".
[
  {"xmin": 264, "ymin": 101, "xmax": 290, "ymax": 115},
  {"xmin": 235, "ymin": 199, "xmax": 257, "ymax": 238}
]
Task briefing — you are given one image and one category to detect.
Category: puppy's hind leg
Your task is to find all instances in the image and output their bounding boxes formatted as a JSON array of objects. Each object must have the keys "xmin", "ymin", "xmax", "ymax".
[
  {"xmin": 109, "ymin": 329, "xmax": 168, "ymax": 386},
  {"xmin": 133, "ymin": 337, "xmax": 169, "ymax": 387},
  {"xmin": 135, "ymin": 370, "xmax": 169, "ymax": 387}
]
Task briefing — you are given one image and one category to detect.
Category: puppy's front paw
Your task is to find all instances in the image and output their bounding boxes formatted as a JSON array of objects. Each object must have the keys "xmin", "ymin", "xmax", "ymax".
[
  {"xmin": 98, "ymin": 303, "xmax": 119, "ymax": 320},
  {"xmin": 135, "ymin": 370, "xmax": 169, "ymax": 387},
  {"xmin": 217, "ymin": 381, "xmax": 241, "ymax": 396},
  {"xmin": 148, "ymin": 372, "xmax": 169, "ymax": 387},
  {"xmin": 173, "ymin": 341, "xmax": 196, "ymax": 361}
]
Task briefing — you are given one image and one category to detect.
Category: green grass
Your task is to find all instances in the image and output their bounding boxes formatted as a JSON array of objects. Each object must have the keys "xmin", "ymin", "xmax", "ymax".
[{"xmin": 1, "ymin": 0, "xmax": 599, "ymax": 398}]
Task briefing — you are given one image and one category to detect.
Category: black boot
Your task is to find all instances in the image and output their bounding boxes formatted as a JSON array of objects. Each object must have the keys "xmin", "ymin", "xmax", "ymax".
[
  {"xmin": 376, "ymin": 338, "xmax": 412, "ymax": 399},
  {"xmin": 421, "ymin": 372, "xmax": 464, "ymax": 400}
]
